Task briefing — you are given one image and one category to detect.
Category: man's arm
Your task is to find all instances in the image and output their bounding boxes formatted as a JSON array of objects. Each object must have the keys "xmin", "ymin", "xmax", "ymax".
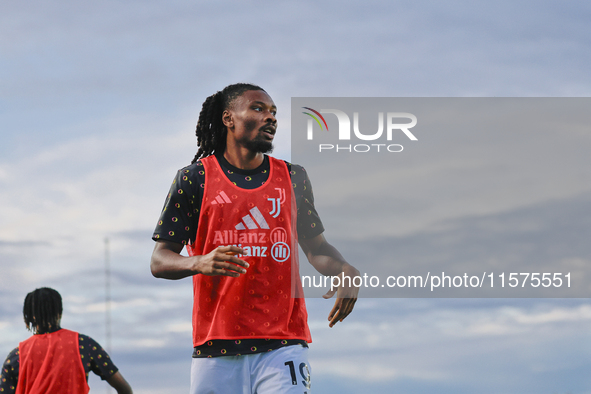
[
  {"xmin": 106, "ymin": 371, "xmax": 133, "ymax": 394},
  {"xmin": 150, "ymin": 240, "xmax": 249, "ymax": 280},
  {"xmin": 299, "ymin": 234, "xmax": 360, "ymax": 327}
]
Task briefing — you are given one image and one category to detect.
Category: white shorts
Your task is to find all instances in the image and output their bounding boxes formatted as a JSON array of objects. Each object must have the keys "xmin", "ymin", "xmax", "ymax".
[{"xmin": 190, "ymin": 344, "xmax": 311, "ymax": 394}]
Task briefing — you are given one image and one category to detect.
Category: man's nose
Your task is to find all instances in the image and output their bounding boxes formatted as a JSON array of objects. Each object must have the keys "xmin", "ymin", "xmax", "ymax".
[{"xmin": 265, "ymin": 111, "xmax": 277, "ymax": 123}]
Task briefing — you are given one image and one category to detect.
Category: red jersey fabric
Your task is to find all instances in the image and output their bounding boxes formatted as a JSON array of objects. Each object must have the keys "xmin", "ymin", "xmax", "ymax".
[
  {"xmin": 187, "ymin": 155, "xmax": 311, "ymax": 347},
  {"xmin": 17, "ymin": 329, "xmax": 89, "ymax": 394}
]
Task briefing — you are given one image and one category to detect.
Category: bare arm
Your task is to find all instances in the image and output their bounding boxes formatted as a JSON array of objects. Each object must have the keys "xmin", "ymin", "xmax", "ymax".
[
  {"xmin": 150, "ymin": 240, "xmax": 249, "ymax": 280},
  {"xmin": 107, "ymin": 371, "xmax": 133, "ymax": 394},
  {"xmin": 299, "ymin": 234, "xmax": 360, "ymax": 327}
]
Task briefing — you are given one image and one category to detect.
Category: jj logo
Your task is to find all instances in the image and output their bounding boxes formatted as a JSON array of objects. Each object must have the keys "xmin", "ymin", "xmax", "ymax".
[{"xmin": 267, "ymin": 188, "xmax": 285, "ymax": 218}]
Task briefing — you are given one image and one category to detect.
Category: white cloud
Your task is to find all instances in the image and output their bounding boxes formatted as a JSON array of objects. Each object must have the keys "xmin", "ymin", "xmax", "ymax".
[
  {"xmin": 165, "ymin": 322, "xmax": 192, "ymax": 333},
  {"xmin": 305, "ymin": 299, "xmax": 591, "ymax": 388}
]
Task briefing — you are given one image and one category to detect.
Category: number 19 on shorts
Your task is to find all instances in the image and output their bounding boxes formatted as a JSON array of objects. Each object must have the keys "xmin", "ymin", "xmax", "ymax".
[{"xmin": 285, "ymin": 360, "xmax": 311, "ymax": 392}]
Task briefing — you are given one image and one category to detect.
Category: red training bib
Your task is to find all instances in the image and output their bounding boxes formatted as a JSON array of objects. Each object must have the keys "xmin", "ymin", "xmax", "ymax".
[
  {"xmin": 17, "ymin": 329, "xmax": 89, "ymax": 394},
  {"xmin": 187, "ymin": 155, "xmax": 311, "ymax": 346}
]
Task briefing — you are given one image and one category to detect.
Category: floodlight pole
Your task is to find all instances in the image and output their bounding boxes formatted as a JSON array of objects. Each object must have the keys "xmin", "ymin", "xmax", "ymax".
[
  {"xmin": 105, "ymin": 237, "xmax": 113, "ymax": 394},
  {"xmin": 104, "ymin": 237, "xmax": 112, "ymax": 353}
]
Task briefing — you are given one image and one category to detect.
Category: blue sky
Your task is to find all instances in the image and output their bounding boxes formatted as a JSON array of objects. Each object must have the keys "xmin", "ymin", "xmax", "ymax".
[{"xmin": 1, "ymin": 1, "xmax": 591, "ymax": 393}]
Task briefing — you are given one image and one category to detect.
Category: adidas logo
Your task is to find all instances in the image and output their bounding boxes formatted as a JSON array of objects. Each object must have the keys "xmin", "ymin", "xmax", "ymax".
[
  {"xmin": 211, "ymin": 191, "xmax": 232, "ymax": 205},
  {"xmin": 235, "ymin": 207, "xmax": 270, "ymax": 230}
]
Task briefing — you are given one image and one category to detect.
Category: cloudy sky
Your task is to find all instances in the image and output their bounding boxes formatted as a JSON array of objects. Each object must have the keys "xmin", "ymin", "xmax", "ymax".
[{"xmin": 1, "ymin": 1, "xmax": 591, "ymax": 393}]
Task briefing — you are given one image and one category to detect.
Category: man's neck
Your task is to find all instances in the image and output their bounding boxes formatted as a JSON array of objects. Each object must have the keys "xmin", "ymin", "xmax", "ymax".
[
  {"xmin": 35, "ymin": 325, "xmax": 62, "ymax": 335},
  {"xmin": 223, "ymin": 148, "xmax": 265, "ymax": 170}
]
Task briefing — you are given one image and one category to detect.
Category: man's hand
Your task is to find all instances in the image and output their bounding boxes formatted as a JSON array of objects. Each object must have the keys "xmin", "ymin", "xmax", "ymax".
[
  {"xmin": 322, "ymin": 264, "xmax": 360, "ymax": 327},
  {"xmin": 197, "ymin": 245, "xmax": 249, "ymax": 277},
  {"xmin": 151, "ymin": 240, "xmax": 248, "ymax": 280},
  {"xmin": 299, "ymin": 234, "xmax": 360, "ymax": 328}
]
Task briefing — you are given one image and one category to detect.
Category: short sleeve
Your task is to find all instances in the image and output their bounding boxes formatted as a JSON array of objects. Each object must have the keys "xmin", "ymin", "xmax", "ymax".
[
  {"xmin": 290, "ymin": 164, "xmax": 325, "ymax": 239},
  {"xmin": 152, "ymin": 162, "xmax": 205, "ymax": 245},
  {"xmin": 0, "ymin": 347, "xmax": 19, "ymax": 394},
  {"xmin": 78, "ymin": 335, "xmax": 118, "ymax": 381}
]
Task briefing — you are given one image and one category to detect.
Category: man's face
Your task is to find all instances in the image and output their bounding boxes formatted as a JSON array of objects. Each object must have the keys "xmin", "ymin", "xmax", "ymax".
[{"xmin": 224, "ymin": 90, "xmax": 277, "ymax": 154}]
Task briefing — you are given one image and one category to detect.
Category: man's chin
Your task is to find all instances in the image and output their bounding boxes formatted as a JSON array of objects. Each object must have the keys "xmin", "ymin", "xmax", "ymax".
[{"xmin": 247, "ymin": 140, "xmax": 274, "ymax": 154}]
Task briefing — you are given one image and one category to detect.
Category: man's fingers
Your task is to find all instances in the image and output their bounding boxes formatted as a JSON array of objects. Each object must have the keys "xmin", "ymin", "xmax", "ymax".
[
  {"xmin": 215, "ymin": 260, "xmax": 248, "ymax": 274},
  {"xmin": 329, "ymin": 307, "xmax": 341, "ymax": 327},
  {"xmin": 217, "ymin": 245, "xmax": 245, "ymax": 256},
  {"xmin": 213, "ymin": 248, "xmax": 249, "ymax": 268},
  {"xmin": 328, "ymin": 298, "xmax": 357, "ymax": 327},
  {"xmin": 209, "ymin": 262, "xmax": 245, "ymax": 277},
  {"xmin": 340, "ymin": 300, "xmax": 355, "ymax": 319},
  {"xmin": 223, "ymin": 255, "xmax": 250, "ymax": 269},
  {"xmin": 213, "ymin": 246, "xmax": 248, "ymax": 263},
  {"xmin": 328, "ymin": 300, "xmax": 343, "ymax": 326},
  {"xmin": 327, "ymin": 302, "xmax": 339, "ymax": 320},
  {"xmin": 214, "ymin": 268, "xmax": 241, "ymax": 277}
]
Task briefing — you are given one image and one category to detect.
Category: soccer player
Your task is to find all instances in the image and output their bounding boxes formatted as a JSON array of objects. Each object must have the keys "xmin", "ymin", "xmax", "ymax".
[
  {"xmin": 0, "ymin": 287, "xmax": 133, "ymax": 394},
  {"xmin": 150, "ymin": 83, "xmax": 359, "ymax": 393}
]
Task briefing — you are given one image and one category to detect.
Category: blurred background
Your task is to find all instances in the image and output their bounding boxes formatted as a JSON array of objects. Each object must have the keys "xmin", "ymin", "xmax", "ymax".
[{"xmin": 1, "ymin": 1, "xmax": 590, "ymax": 393}]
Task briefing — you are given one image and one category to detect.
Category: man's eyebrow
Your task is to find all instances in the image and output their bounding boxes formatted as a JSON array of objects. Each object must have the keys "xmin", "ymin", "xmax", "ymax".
[{"xmin": 252, "ymin": 100, "xmax": 277, "ymax": 109}]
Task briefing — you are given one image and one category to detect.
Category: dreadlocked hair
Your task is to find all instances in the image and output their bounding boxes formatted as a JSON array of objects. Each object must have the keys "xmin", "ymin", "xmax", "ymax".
[
  {"xmin": 191, "ymin": 83, "xmax": 266, "ymax": 163},
  {"xmin": 23, "ymin": 287, "xmax": 63, "ymax": 334}
]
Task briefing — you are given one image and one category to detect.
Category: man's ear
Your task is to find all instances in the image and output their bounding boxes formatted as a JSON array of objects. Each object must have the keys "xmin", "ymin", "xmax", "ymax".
[{"xmin": 222, "ymin": 109, "xmax": 233, "ymax": 128}]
